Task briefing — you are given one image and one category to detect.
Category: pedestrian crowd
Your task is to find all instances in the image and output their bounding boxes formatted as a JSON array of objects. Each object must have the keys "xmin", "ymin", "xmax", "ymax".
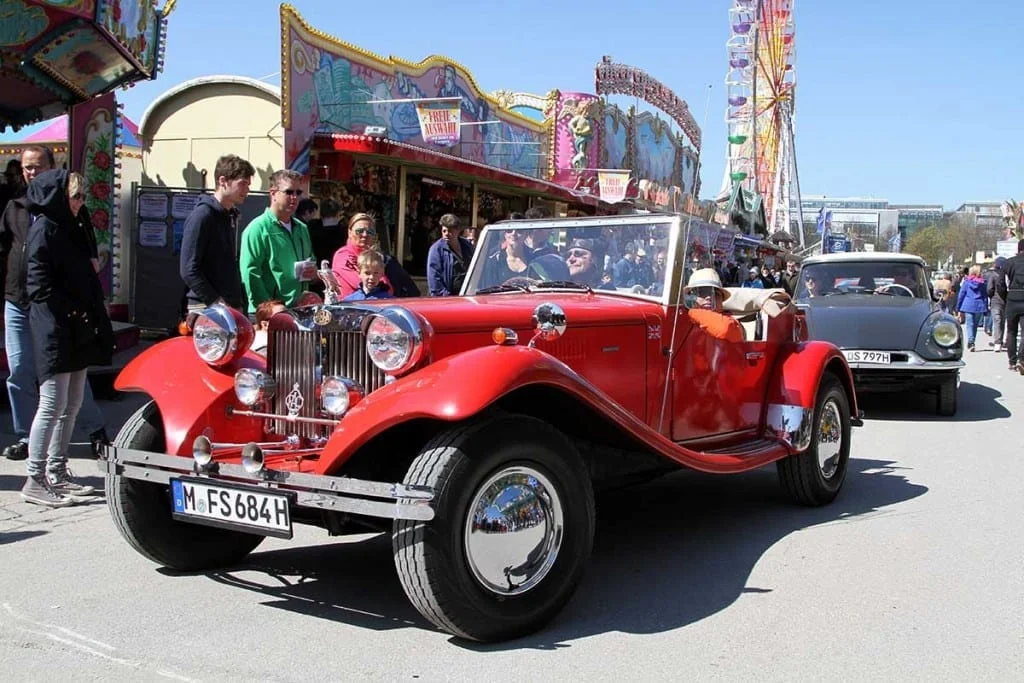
[{"xmin": 0, "ymin": 145, "xmax": 114, "ymax": 507}]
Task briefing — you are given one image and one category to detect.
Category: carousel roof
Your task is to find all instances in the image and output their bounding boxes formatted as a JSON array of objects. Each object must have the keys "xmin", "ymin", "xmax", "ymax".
[
  {"xmin": 20, "ymin": 113, "xmax": 141, "ymax": 147},
  {"xmin": 0, "ymin": 1, "xmax": 167, "ymax": 132}
]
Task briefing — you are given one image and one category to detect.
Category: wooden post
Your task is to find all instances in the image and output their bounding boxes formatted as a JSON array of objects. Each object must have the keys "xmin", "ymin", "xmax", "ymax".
[
  {"xmin": 471, "ymin": 182, "xmax": 480, "ymax": 228},
  {"xmin": 396, "ymin": 165, "xmax": 408, "ymax": 264}
]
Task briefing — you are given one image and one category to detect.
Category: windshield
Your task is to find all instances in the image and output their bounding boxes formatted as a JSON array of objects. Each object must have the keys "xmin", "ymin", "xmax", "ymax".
[
  {"xmin": 463, "ymin": 221, "xmax": 673, "ymax": 298},
  {"xmin": 796, "ymin": 261, "xmax": 930, "ymax": 300}
]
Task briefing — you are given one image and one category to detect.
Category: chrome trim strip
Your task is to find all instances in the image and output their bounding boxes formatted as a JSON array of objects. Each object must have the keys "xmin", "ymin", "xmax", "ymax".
[
  {"xmin": 98, "ymin": 446, "xmax": 434, "ymax": 521},
  {"xmin": 227, "ymin": 406, "xmax": 341, "ymax": 427},
  {"xmin": 765, "ymin": 403, "xmax": 813, "ymax": 452}
]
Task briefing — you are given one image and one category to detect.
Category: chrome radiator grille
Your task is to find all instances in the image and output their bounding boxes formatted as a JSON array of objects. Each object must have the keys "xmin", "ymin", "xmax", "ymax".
[{"xmin": 268, "ymin": 328, "xmax": 386, "ymax": 438}]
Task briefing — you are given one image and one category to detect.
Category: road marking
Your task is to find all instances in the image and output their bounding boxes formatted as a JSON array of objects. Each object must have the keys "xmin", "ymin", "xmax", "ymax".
[{"xmin": 2, "ymin": 603, "xmax": 200, "ymax": 682}]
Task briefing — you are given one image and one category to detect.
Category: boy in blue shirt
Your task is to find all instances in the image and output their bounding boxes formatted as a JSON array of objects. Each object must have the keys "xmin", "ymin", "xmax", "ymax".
[{"xmin": 344, "ymin": 250, "xmax": 394, "ymax": 301}]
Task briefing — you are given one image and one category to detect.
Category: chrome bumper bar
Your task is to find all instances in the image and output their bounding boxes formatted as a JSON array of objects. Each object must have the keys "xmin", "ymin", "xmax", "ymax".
[
  {"xmin": 845, "ymin": 350, "xmax": 964, "ymax": 371},
  {"xmin": 97, "ymin": 445, "xmax": 435, "ymax": 522}
]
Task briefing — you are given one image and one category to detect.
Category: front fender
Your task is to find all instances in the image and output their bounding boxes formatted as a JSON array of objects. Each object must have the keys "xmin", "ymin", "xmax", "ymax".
[
  {"xmin": 115, "ymin": 337, "xmax": 265, "ymax": 455},
  {"xmin": 766, "ymin": 340, "xmax": 858, "ymax": 417}
]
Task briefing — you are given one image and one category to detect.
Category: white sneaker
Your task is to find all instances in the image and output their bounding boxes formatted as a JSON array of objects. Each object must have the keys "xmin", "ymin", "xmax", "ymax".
[{"xmin": 994, "ymin": 343, "xmax": 1002, "ymax": 353}]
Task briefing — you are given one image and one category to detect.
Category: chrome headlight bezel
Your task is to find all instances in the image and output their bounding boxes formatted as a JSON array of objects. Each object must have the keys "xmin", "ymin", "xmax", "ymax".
[
  {"xmin": 234, "ymin": 368, "xmax": 277, "ymax": 406},
  {"xmin": 363, "ymin": 307, "xmax": 427, "ymax": 376},
  {"xmin": 932, "ymin": 319, "xmax": 960, "ymax": 348},
  {"xmin": 321, "ymin": 376, "xmax": 364, "ymax": 416},
  {"xmin": 193, "ymin": 303, "xmax": 253, "ymax": 366}
]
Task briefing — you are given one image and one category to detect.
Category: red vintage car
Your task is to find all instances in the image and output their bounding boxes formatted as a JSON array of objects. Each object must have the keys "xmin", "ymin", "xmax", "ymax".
[{"xmin": 100, "ymin": 214, "xmax": 858, "ymax": 642}]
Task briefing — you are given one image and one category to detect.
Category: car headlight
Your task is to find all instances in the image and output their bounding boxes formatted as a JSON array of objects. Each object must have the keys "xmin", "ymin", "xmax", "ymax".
[
  {"xmin": 932, "ymin": 319, "xmax": 960, "ymax": 347},
  {"xmin": 364, "ymin": 307, "xmax": 427, "ymax": 375},
  {"xmin": 234, "ymin": 368, "xmax": 277, "ymax": 406},
  {"xmin": 192, "ymin": 303, "xmax": 254, "ymax": 366},
  {"xmin": 321, "ymin": 376, "xmax": 363, "ymax": 416}
]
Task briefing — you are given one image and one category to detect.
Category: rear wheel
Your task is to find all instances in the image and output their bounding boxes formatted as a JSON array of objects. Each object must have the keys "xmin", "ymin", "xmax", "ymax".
[
  {"xmin": 105, "ymin": 401, "xmax": 264, "ymax": 571},
  {"xmin": 393, "ymin": 415, "xmax": 595, "ymax": 642},
  {"xmin": 936, "ymin": 374, "xmax": 958, "ymax": 416},
  {"xmin": 777, "ymin": 374, "xmax": 851, "ymax": 506}
]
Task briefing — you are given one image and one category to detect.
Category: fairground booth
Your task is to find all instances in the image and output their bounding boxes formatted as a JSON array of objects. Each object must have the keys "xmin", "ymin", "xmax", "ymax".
[
  {"xmin": 0, "ymin": 0, "xmax": 169, "ymax": 324},
  {"xmin": 281, "ymin": 5, "xmax": 706, "ymax": 277}
]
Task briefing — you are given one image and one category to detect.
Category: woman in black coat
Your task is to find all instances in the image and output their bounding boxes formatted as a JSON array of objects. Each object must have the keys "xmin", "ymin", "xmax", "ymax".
[{"xmin": 20, "ymin": 169, "xmax": 114, "ymax": 507}]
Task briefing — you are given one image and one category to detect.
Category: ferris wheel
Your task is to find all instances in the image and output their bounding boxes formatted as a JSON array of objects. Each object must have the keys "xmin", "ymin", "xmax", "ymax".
[{"xmin": 721, "ymin": 0, "xmax": 803, "ymax": 244}]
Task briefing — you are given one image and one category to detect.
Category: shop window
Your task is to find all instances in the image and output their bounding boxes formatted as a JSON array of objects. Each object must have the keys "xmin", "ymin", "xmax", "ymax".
[{"xmin": 311, "ymin": 161, "xmax": 398, "ymax": 255}]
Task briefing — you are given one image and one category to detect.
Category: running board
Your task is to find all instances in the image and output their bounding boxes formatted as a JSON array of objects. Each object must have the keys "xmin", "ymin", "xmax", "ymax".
[{"xmin": 701, "ymin": 437, "xmax": 787, "ymax": 458}]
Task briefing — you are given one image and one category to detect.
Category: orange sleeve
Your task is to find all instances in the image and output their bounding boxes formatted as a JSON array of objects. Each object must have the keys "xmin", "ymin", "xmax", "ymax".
[{"xmin": 688, "ymin": 308, "xmax": 744, "ymax": 343}]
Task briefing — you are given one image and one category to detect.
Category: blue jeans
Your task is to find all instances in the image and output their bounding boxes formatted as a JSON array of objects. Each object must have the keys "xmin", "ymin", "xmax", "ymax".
[
  {"xmin": 5, "ymin": 301, "xmax": 105, "ymax": 443},
  {"xmin": 963, "ymin": 312, "xmax": 982, "ymax": 346},
  {"xmin": 27, "ymin": 370, "xmax": 86, "ymax": 477}
]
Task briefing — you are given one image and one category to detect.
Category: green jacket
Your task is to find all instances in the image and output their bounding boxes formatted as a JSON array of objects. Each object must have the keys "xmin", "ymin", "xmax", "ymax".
[{"xmin": 239, "ymin": 208, "xmax": 314, "ymax": 312}]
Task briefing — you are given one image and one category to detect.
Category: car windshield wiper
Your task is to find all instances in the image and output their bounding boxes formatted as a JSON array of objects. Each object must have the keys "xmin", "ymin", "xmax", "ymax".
[
  {"xmin": 531, "ymin": 280, "xmax": 592, "ymax": 292},
  {"xmin": 474, "ymin": 283, "xmax": 530, "ymax": 295}
]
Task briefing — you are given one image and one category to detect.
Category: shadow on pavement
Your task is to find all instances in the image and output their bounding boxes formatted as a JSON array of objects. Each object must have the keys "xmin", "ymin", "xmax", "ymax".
[
  {"xmin": 0, "ymin": 530, "xmax": 47, "ymax": 545},
  {"xmin": 191, "ymin": 457, "xmax": 925, "ymax": 646},
  {"xmin": 859, "ymin": 381, "xmax": 1010, "ymax": 422}
]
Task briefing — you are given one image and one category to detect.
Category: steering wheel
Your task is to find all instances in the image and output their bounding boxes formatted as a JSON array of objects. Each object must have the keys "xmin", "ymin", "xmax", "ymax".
[{"xmin": 875, "ymin": 283, "xmax": 915, "ymax": 298}]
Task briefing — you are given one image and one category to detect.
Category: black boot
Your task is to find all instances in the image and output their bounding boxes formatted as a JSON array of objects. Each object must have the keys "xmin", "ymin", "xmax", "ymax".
[{"xmin": 3, "ymin": 441, "xmax": 28, "ymax": 461}]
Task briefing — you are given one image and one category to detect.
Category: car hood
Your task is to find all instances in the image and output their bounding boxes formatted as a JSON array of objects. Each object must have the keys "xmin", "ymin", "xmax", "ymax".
[{"xmin": 802, "ymin": 295, "xmax": 932, "ymax": 349}]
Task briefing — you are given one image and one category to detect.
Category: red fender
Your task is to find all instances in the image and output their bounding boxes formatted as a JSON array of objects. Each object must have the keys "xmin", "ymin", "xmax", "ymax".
[
  {"xmin": 318, "ymin": 345, "xmax": 801, "ymax": 476},
  {"xmin": 115, "ymin": 337, "xmax": 265, "ymax": 455},
  {"xmin": 765, "ymin": 340, "xmax": 858, "ymax": 416}
]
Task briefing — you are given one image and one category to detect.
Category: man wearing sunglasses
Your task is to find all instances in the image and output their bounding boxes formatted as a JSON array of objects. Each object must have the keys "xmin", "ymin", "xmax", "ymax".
[
  {"xmin": 240, "ymin": 169, "xmax": 316, "ymax": 313},
  {"xmin": 683, "ymin": 268, "xmax": 743, "ymax": 343}
]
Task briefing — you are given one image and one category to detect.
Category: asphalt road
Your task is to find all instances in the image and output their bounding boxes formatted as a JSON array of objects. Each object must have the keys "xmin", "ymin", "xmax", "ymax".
[{"xmin": 0, "ymin": 344, "xmax": 1021, "ymax": 681}]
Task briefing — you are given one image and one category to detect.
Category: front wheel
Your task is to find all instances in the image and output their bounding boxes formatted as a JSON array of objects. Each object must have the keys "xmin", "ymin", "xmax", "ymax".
[
  {"xmin": 936, "ymin": 374, "xmax": 958, "ymax": 416},
  {"xmin": 393, "ymin": 416, "xmax": 595, "ymax": 642},
  {"xmin": 105, "ymin": 401, "xmax": 264, "ymax": 571},
  {"xmin": 777, "ymin": 374, "xmax": 852, "ymax": 506}
]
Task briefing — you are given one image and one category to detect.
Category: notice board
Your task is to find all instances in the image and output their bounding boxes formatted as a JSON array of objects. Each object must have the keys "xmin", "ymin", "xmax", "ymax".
[{"xmin": 130, "ymin": 185, "xmax": 270, "ymax": 331}]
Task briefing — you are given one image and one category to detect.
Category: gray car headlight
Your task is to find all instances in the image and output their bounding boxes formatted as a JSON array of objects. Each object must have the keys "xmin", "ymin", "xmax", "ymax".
[
  {"xmin": 932, "ymin": 320, "xmax": 960, "ymax": 347},
  {"xmin": 234, "ymin": 369, "xmax": 277, "ymax": 406},
  {"xmin": 364, "ymin": 307, "xmax": 427, "ymax": 375}
]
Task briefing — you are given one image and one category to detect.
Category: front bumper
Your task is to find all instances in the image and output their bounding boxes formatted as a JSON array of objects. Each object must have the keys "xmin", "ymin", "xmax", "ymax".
[
  {"xmin": 844, "ymin": 349, "xmax": 962, "ymax": 393},
  {"xmin": 97, "ymin": 445, "xmax": 435, "ymax": 522}
]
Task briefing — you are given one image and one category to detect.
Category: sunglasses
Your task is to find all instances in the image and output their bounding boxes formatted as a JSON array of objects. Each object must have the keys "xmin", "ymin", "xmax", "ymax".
[
  {"xmin": 567, "ymin": 249, "xmax": 591, "ymax": 259},
  {"xmin": 693, "ymin": 287, "xmax": 718, "ymax": 298},
  {"xmin": 71, "ymin": 192, "xmax": 85, "ymax": 201},
  {"xmin": 353, "ymin": 227, "xmax": 377, "ymax": 236},
  {"xmin": 504, "ymin": 228, "xmax": 522, "ymax": 235},
  {"xmin": 277, "ymin": 188, "xmax": 304, "ymax": 197}
]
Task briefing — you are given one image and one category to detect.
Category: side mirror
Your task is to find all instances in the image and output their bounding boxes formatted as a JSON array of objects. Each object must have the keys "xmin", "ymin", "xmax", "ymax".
[{"xmin": 530, "ymin": 302, "xmax": 567, "ymax": 348}]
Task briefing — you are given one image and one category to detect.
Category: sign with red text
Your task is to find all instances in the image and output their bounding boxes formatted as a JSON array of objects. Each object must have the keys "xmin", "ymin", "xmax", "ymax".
[
  {"xmin": 415, "ymin": 101, "xmax": 461, "ymax": 147},
  {"xmin": 598, "ymin": 170, "xmax": 630, "ymax": 204}
]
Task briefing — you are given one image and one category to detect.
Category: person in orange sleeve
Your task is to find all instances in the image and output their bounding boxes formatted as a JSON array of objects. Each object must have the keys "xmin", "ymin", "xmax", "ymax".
[{"xmin": 683, "ymin": 268, "xmax": 744, "ymax": 343}]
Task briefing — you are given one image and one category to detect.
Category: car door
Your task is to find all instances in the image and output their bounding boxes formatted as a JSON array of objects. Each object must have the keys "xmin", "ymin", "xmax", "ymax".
[{"xmin": 668, "ymin": 306, "xmax": 773, "ymax": 443}]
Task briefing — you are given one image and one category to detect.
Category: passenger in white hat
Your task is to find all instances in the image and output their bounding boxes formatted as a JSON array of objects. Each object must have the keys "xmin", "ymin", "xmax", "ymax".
[{"xmin": 684, "ymin": 267, "xmax": 731, "ymax": 312}]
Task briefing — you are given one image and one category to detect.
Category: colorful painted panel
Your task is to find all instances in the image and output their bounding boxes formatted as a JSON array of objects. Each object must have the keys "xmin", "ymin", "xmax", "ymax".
[
  {"xmin": 29, "ymin": 24, "xmax": 134, "ymax": 98},
  {"xmin": 95, "ymin": 0, "xmax": 160, "ymax": 74},
  {"xmin": 70, "ymin": 91, "xmax": 116, "ymax": 297},
  {"xmin": 282, "ymin": 5, "xmax": 544, "ymax": 179},
  {"xmin": 550, "ymin": 92, "xmax": 600, "ymax": 187},
  {"xmin": 0, "ymin": 0, "xmax": 52, "ymax": 47},
  {"xmin": 37, "ymin": 0, "xmax": 95, "ymax": 19},
  {"xmin": 602, "ymin": 104, "xmax": 628, "ymax": 169},
  {"xmin": 634, "ymin": 113, "xmax": 679, "ymax": 188}
]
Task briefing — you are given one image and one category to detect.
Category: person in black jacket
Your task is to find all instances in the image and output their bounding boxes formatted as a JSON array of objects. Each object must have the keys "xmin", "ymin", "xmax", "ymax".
[
  {"xmin": 984, "ymin": 256, "xmax": 1007, "ymax": 351},
  {"xmin": 21, "ymin": 170, "xmax": 114, "ymax": 506},
  {"xmin": 179, "ymin": 154, "xmax": 254, "ymax": 314},
  {"xmin": 1001, "ymin": 241, "xmax": 1024, "ymax": 372}
]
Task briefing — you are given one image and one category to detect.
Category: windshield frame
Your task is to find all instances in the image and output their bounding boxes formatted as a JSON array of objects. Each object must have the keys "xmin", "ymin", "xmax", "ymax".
[
  {"xmin": 460, "ymin": 214, "xmax": 683, "ymax": 304},
  {"xmin": 795, "ymin": 260, "xmax": 931, "ymax": 300}
]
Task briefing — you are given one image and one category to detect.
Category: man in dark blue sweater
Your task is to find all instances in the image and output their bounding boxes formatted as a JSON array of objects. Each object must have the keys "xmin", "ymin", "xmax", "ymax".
[{"xmin": 179, "ymin": 155, "xmax": 254, "ymax": 313}]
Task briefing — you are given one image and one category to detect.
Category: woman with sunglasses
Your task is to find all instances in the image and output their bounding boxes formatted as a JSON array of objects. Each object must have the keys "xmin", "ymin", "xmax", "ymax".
[
  {"xmin": 20, "ymin": 170, "xmax": 114, "ymax": 506},
  {"xmin": 801, "ymin": 273, "xmax": 819, "ymax": 299},
  {"xmin": 330, "ymin": 213, "xmax": 419, "ymax": 299}
]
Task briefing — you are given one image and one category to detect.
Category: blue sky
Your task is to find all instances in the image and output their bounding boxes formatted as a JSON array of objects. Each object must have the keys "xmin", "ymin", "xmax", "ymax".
[{"xmin": 4, "ymin": 0, "xmax": 1019, "ymax": 209}]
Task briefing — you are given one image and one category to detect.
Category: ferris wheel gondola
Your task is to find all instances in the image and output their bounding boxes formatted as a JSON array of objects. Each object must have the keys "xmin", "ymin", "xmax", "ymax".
[{"xmin": 721, "ymin": 0, "xmax": 803, "ymax": 245}]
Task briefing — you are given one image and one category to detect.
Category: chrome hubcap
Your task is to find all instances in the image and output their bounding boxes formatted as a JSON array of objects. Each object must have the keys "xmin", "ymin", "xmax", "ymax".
[
  {"xmin": 817, "ymin": 398, "xmax": 843, "ymax": 479},
  {"xmin": 463, "ymin": 465, "xmax": 564, "ymax": 596}
]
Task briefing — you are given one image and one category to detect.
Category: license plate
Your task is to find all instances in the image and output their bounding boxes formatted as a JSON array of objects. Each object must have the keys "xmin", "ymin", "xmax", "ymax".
[
  {"xmin": 843, "ymin": 350, "xmax": 891, "ymax": 364},
  {"xmin": 170, "ymin": 478, "xmax": 292, "ymax": 539}
]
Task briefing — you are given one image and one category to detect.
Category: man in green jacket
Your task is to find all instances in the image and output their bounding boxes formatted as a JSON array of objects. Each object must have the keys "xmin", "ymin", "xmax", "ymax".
[{"xmin": 239, "ymin": 169, "xmax": 316, "ymax": 312}]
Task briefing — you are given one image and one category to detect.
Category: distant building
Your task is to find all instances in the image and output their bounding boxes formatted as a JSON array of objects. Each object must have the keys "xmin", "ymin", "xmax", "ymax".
[
  {"xmin": 953, "ymin": 201, "xmax": 1003, "ymax": 230},
  {"xmin": 891, "ymin": 204, "xmax": 944, "ymax": 240},
  {"xmin": 797, "ymin": 195, "xmax": 898, "ymax": 246}
]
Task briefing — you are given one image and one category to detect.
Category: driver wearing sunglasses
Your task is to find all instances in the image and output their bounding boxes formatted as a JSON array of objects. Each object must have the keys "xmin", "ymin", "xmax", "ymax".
[{"xmin": 683, "ymin": 268, "xmax": 743, "ymax": 343}]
